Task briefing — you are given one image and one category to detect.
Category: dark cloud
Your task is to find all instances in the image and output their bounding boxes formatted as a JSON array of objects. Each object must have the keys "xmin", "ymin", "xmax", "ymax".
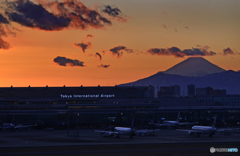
[
  {"xmin": 5, "ymin": 0, "xmax": 71, "ymax": 31},
  {"xmin": 98, "ymin": 64, "xmax": 110, "ymax": 68},
  {"xmin": 109, "ymin": 46, "xmax": 124, "ymax": 58},
  {"xmin": 102, "ymin": 5, "xmax": 121, "ymax": 17},
  {"xmin": 74, "ymin": 42, "xmax": 91, "ymax": 53},
  {"xmin": 4, "ymin": 0, "xmax": 120, "ymax": 31},
  {"xmin": 95, "ymin": 52, "xmax": 102, "ymax": 61},
  {"xmin": 223, "ymin": 47, "xmax": 235, "ymax": 55},
  {"xmin": 53, "ymin": 56, "xmax": 85, "ymax": 67},
  {"xmin": 147, "ymin": 46, "xmax": 216, "ymax": 58},
  {"xmin": 101, "ymin": 5, "xmax": 128, "ymax": 22},
  {"xmin": 109, "ymin": 46, "xmax": 133, "ymax": 58},
  {"xmin": 0, "ymin": 14, "xmax": 9, "ymax": 24},
  {"xmin": 1, "ymin": 0, "xmax": 128, "ymax": 49}
]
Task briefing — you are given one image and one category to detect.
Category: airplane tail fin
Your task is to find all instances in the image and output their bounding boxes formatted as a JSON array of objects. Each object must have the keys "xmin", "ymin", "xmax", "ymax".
[
  {"xmin": 212, "ymin": 115, "xmax": 217, "ymax": 128},
  {"xmin": 176, "ymin": 112, "xmax": 180, "ymax": 122},
  {"xmin": 131, "ymin": 116, "xmax": 135, "ymax": 130}
]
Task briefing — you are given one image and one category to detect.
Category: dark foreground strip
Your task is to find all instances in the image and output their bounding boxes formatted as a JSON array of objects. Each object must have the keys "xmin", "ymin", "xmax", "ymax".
[{"xmin": 1, "ymin": 142, "xmax": 239, "ymax": 156}]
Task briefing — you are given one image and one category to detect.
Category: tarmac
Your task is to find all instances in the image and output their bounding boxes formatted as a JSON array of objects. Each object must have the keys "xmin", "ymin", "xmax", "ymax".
[
  {"xmin": 0, "ymin": 128, "xmax": 239, "ymax": 156},
  {"xmin": 0, "ymin": 128, "xmax": 240, "ymax": 147}
]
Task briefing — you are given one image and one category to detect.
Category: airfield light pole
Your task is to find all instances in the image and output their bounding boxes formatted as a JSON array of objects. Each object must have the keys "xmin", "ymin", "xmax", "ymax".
[
  {"xmin": 189, "ymin": 101, "xmax": 191, "ymax": 122},
  {"xmin": 152, "ymin": 108, "xmax": 155, "ymax": 136},
  {"xmin": 77, "ymin": 112, "xmax": 79, "ymax": 138},
  {"xmin": 67, "ymin": 106, "xmax": 69, "ymax": 137}
]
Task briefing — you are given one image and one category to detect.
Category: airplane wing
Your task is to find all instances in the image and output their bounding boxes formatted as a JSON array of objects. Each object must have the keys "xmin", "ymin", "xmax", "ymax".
[
  {"xmin": 135, "ymin": 129, "xmax": 159, "ymax": 136},
  {"xmin": 176, "ymin": 129, "xmax": 191, "ymax": 132},
  {"xmin": 179, "ymin": 122, "xmax": 198, "ymax": 126},
  {"xmin": 217, "ymin": 128, "xmax": 239, "ymax": 131},
  {"xmin": 15, "ymin": 124, "xmax": 35, "ymax": 128},
  {"xmin": 216, "ymin": 128, "xmax": 239, "ymax": 134},
  {"xmin": 176, "ymin": 129, "xmax": 205, "ymax": 134},
  {"xmin": 153, "ymin": 123, "xmax": 168, "ymax": 127},
  {"xmin": 95, "ymin": 130, "xmax": 118, "ymax": 134},
  {"xmin": 95, "ymin": 130, "xmax": 120, "ymax": 137}
]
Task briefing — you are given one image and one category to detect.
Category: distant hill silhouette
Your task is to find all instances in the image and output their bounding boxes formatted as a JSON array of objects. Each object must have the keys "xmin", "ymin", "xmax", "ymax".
[{"xmin": 120, "ymin": 57, "xmax": 240, "ymax": 95}]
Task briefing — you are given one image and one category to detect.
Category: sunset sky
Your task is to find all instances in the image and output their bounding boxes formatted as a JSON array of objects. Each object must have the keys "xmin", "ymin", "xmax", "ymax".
[{"xmin": 0, "ymin": 0, "xmax": 239, "ymax": 87}]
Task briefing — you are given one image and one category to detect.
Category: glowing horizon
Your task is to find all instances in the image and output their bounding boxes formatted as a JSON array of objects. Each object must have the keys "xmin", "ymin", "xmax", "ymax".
[{"xmin": 0, "ymin": 0, "xmax": 239, "ymax": 87}]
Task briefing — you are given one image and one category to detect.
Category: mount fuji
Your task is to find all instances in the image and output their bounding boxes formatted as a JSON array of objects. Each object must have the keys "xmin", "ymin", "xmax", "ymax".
[
  {"xmin": 164, "ymin": 57, "xmax": 225, "ymax": 77},
  {"xmin": 120, "ymin": 57, "xmax": 240, "ymax": 95}
]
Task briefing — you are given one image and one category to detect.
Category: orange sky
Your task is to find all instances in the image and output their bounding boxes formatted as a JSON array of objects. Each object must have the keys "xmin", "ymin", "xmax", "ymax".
[{"xmin": 0, "ymin": 0, "xmax": 239, "ymax": 87}]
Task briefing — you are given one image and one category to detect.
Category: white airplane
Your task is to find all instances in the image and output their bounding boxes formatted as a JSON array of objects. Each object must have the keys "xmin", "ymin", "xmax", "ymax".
[
  {"xmin": 186, "ymin": 115, "xmax": 217, "ymax": 137},
  {"xmin": 178, "ymin": 115, "xmax": 239, "ymax": 137},
  {"xmin": 153, "ymin": 112, "xmax": 196, "ymax": 129},
  {"xmin": 14, "ymin": 124, "xmax": 35, "ymax": 131},
  {"xmin": 95, "ymin": 119, "xmax": 159, "ymax": 138}
]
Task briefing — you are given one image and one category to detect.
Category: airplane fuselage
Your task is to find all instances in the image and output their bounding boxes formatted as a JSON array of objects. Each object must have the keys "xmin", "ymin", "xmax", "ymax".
[
  {"xmin": 115, "ymin": 127, "xmax": 132, "ymax": 132},
  {"xmin": 114, "ymin": 127, "xmax": 134, "ymax": 136},
  {"xmin": 189, "ymin": 126, "xmax": 217, "ymax": 136},
  {"xmin": 99, "ymin": 127, "xmax": 134, "ymax": 138}
]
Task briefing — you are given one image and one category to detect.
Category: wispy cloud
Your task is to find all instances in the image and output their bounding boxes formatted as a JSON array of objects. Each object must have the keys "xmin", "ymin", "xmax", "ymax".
[
  {"xmin": 81, "ymin": 34, "xmax": 94, "ymax": 42},
  {"xmin": 86, "ymin": 34, "xmax": 94, "ymax": 38},
  {"xmin": 222, "ymin": 47, "xmax": 237, "ymax": 55},
  {"xmin": 98, "ymin": 64, "xmax": 110, "ymax": 68},
  {"xmin": 53, "ymin": 56, "xmax": 85, "ymax": 67},
  {"xmin": 0, "ymin": 25, "xmax": 12, "ymax": 49},
  {"xmin": 0, "ymin": 12, "xmax": 14, "ymax": 49},
  {"xmin": 0, "ymin": 14, "xmax": 9, "ymax": 24},
  {"xmin": 74, "ymin": 42, "xmax": 92, "ymax": 53},
  {"xmin": 102, "ymin": 5, "xmax": 129, "ymax": 22},
  {"xmin": 109, "ymin": 46, "xmax": 133, "ymax": 58},
  {"xmin": 0, "ymin": 37, "xmax": 10, "ymax": 49},
  {"xmin": 162, "ymin": 11, "xmax": 167, "ymax": 15},
  {"xmin": 0, "ymin": 25, "xmax": 8, "ymax": 37},
  {"xmin": 102, "ymin": 5, "xmax": 122, "ymax": 17},
  {"xmin": 162, "ymin": 24, "xmax": 167, "ymax": 29}
]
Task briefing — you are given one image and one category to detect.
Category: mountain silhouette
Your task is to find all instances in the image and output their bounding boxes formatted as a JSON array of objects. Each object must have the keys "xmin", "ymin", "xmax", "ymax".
[{"xmin": 164, "ymin": 57, "xmax": 225, "ymax": 77}]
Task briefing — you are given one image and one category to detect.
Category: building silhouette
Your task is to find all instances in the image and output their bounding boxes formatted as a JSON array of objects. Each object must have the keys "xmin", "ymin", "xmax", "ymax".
[
  {"xmin": 187, "ymin": 84, "xmax": 195, "ymax": 97},
  {"xmin": 196, "ymin": 86, "xmax": 226, "ymax": 96},
  {"xmin": 158, "ymin": 85, "xmax": 180, "ymax": 97}
]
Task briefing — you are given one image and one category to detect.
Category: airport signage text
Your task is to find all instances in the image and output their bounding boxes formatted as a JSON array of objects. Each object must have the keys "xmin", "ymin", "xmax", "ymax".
[{"xmin": 60, "ymin": 94, "xmax": 115, "ymax": 98}]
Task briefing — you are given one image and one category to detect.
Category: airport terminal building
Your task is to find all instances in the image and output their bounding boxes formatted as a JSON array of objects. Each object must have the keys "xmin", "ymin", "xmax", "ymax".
[
  {"xmin": 0, "ymin": 85, "xmax": 155, "ymax": 100},
  {"xmin": 0, "ymin": 85, "xmax": 239, "ymax": 129}
]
